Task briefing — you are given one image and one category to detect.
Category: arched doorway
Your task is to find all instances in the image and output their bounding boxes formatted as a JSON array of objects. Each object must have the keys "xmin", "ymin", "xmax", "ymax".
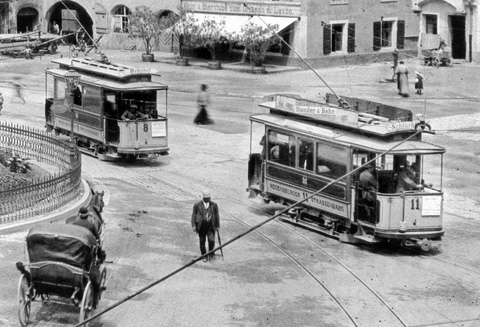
[
  {"xmin": 46, "ymin": 1, "xmax": 93, "ymax": 44},
  {"xmin": 17, "ymin": 7, "xmax": 39, "ymax": 33}
]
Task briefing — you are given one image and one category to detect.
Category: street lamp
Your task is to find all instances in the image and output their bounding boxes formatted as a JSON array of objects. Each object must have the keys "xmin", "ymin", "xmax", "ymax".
[{"xmin": 64, "ymin": 68, "xmax": 81, "ymax": 143}]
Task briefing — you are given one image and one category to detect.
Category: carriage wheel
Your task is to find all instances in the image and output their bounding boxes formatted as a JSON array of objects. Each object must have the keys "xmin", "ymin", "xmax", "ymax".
[
  {"xmin": 97, "ymin": 267, "xmax": 107, "ymax": 303},
  {"xmin": 79, "ymin": 281, "xmax": 94, "ymax": 327},
  {"xmin": 49, "ymin": 42, "xmax": 58, "ymax": 54},
  {"xmin": 17, "ymin": 274, "xmax": 31, "ymax": 327}
]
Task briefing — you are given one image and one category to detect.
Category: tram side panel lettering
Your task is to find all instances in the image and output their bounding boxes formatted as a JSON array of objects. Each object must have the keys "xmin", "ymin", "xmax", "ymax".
[{"xmin": 267, "ymin": 181, "xmax": 349, "ymax": 218}]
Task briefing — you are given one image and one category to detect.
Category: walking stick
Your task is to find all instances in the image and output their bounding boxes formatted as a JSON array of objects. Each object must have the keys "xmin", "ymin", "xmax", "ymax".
[{"xmin": 217, "ymin": 229, "xmax": 224, "ymax": 260}]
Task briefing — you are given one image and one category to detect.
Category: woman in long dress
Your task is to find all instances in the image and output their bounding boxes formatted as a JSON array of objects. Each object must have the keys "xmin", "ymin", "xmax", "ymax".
[{"xmin": 396, "ymin": 61, "xmax": 410, "ymax": 97}]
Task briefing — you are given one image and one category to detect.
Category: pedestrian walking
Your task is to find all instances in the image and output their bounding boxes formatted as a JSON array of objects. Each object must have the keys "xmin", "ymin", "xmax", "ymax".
[
  {"xmin": 414, "ymin": 71, "xmax": 424, "ymax": 95},
  {"xmin": 10, "ymin": 79, "xmax": 26, "ymax": 104},
  {"xmin": 194, "ymin": 84, "xmax": 214, "ymax": 125},
  {"xmin": 396, "ymin": 61, "xmax": 410, "ymax": 97},
  {"xmin": 191, "ymin": 190, "xmax": 220, "ymax": 262},
  {"xmin": 0, "ymin": 91, "xmax": 3, "ymax": 114},
  {"xmin": 391, "ymin": 48, "xmax": 399, "ymax": 82}
]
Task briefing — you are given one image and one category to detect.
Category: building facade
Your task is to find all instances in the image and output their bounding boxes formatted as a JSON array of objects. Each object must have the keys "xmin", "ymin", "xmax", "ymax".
[
  {"xmin": 181, "ymin": 0, "xmax": 478, "ymax": 65},
  {"xmin": 1, "ymin": 0, "xmax": 477, "ymax": 64},
  {"xmin": 3, "ymin": 0, "xmax": 179, "ymax": 51}
]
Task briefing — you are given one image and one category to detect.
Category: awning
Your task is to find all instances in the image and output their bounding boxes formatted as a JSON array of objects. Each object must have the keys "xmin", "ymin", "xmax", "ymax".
[
  {"xmin": 191, "ymin": 13, "xmax": 298, "ymax": 34},
  {"xmin": 192, "ymin": 13, "xmax": 250, "ymax": 34},
  {"xmin": 247, "ymin": 16, "xmax": 298, "ymax": 33}
]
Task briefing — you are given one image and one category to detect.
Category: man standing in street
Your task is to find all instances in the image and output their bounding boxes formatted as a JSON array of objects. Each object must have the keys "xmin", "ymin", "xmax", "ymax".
[{"xmin": 191, "ymin": 190, "xmax": 220, "ymax": 262}]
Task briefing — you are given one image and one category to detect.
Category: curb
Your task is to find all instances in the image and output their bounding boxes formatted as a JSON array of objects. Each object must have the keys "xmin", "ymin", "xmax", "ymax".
[{"xmin": 0, "ymin": 179, "xmax": 92, "ymax": 234}]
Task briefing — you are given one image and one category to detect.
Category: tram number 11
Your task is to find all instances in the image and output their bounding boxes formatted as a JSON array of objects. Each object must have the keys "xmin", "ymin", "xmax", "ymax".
[{"xmin": 411, "ymin": 198, "xmax": 420, "ymax": 210}]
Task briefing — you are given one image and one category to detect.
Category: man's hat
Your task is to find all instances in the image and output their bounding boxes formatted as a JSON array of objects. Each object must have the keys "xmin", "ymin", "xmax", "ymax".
[
  {"xmin": 79, "ymin": 207, "xmax": 89, "ymax": 219},
  {"xmin": 202, "ymin": 190, "xmax": 211, "ymax": 198}
]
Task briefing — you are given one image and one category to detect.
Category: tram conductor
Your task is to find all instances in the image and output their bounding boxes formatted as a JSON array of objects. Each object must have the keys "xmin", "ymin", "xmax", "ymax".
[
  {"xmin": 191, "ymin": 190, "xmax": 220, "ymax": 262},
  {"xmin": 359, "ymin": 163, "xmax": 378, "ymax": 204}
]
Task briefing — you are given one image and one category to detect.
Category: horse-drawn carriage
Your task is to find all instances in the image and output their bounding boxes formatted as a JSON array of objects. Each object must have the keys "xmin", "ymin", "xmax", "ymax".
[
  {"xmin": 420, "ymin": 34, "xmax": 453, "ymax": 67},
  {"xmin": 16, "ymin": 193, "xmax": 106, "ymax": 327}
]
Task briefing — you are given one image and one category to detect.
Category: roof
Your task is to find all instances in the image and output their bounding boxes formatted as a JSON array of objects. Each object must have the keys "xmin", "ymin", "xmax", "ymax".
[
  {"xmin": 251, "ymin": 113, "xmax": 446, "ymax": 155},
  {"xmin": 259, "ymin": 95, "xmax": 417, "ymax": 137},
  {"xmin": 51, "ymin": 57, "xmax": 161, "ymax": 80},
  {"xmin": 26, "ymin": 224, "xmax": 97, "ymax": 268},
  {"xmin": 27, "ymin": 223, "xmax": 97, "ymax": 247},
  {"xmin": 46, "ymin": 68, "xmax": 168, "ymax": 91}
]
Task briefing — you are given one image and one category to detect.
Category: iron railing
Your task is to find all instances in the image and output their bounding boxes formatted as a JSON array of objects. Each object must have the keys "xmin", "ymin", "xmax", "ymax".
[{"xmin": 0, "ymin": 122, "xmax": 82, "ymax": 224}]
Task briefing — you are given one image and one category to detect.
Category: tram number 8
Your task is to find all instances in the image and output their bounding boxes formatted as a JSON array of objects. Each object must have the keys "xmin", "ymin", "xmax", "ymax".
[
  {"xmin": 143, "ymin": 124, "xmax": 148, "ymax": 132},
  {"xmin": 411, "ymin": 198, "xmax": 420, "ymax": 210}
]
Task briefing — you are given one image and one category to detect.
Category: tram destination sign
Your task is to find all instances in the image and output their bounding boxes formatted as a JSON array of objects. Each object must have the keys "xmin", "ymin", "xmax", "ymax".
[
  {"xmin": 275, "ymin": 95, "xmax": 359, "ymax": 128},
  {"xmin": 267, "ymin": 180, "xmax": 349, "ymax": 218}
]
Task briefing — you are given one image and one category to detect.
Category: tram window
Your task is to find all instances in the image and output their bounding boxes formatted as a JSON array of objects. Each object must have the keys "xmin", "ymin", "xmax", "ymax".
[
  {"xmin": 55, "ymin": 79, "xmax": 66, "ymax": 101},
  {"xmin": 83, "ymin": 86, "xmax": 102, "ymax": 114},
  {"xmin": 317, "ymin": 143, "xmax": 347, "ymax": 179},
  {"xmin": 298, "ymin": 139, "xmax": 314, "ymax": 171},
  {"xmin": 267, "ymin": 130, "xmax": 295, "ymax": 167},
  {"xmin": 73, "ymin": 86, "xmax": 83, "ymax": 106}
]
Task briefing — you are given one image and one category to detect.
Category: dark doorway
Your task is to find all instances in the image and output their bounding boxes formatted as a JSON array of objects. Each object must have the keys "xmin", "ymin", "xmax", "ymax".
[
  {"xmin": 48, "ymin": 2, "xmax": 93, "ymax": 44},
  {"xmin": 450, "ymin": 15, "xmax": 466, "ymax": 59},
  {"xmin": 17, "ymin": 7, "xmax": 39, "ymax": 33}
]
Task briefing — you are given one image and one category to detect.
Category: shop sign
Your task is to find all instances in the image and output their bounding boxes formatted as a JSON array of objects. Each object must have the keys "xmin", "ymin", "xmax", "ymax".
[{"xmin": 182, "ymin": 1, "xmax": 301, "ymax": 17}]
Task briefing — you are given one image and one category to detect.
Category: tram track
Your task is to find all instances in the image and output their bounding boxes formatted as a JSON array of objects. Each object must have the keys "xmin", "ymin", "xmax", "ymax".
[
  {"xmin": 107, "ymin": 159, "xmax": 480, "ymax": 327},
  {"xmin": 111, "ymin": 163, "xmax": 409, "ymax": 327}
]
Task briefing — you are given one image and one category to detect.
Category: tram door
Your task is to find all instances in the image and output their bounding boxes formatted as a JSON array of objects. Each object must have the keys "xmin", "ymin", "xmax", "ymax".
[
  {"xmin": 104, "ymin": 93, "xmax": 120, "ymax": 143},
  {"xmin": 353, "ymin": 151, "xmax": 379, "ymax": 225}
]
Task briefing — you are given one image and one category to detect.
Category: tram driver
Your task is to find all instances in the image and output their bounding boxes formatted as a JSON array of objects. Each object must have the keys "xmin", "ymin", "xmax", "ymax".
[
  {"xmin": 121, "ymin": 106, "xmax": 148, "ymax": 121},
  {"xmin": 396, "ymin": 161, "xmax": 424, "ymax": 193},
  {"xmin": 359, "ymin": 163, "xmax": 378, "ymax": 204}
]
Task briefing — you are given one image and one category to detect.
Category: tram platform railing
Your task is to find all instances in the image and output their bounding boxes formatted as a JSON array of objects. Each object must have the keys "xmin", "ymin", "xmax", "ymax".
[{"xmin": 0, "ymin": 122, "xmax": 82, "ymax": 224}]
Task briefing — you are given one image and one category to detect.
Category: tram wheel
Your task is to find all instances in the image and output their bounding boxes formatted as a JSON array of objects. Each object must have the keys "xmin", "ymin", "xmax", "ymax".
[
  {"xmin": 17, "ymin": 274, "xmax": 31, "ymax": 327},
  {"xmin": 79, "ymin": 281, "xmax": 94, "ymax": 327}
]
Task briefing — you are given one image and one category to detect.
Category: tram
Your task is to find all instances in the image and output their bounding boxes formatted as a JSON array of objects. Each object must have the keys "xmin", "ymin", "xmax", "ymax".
[
  {"xmin": 248, "ymin": 94, "xmax": 446, "ymax": 251},
  {"xmin": 45, "ymin": 57, "xmax": 169, "ymax": 160}
]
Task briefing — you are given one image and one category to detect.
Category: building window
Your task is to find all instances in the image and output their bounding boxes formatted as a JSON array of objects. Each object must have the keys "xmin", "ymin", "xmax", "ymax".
[
  {"xmin": 323, "ymin": 22, "xmax": 355, "ymax": 55},
  {"xmin": 425, "ymin": 14, "xmax": 438, "ymax": 34},
  {"xmin": 112, "ymin": 5, "xmax": 130, "ymax": 33},
  {"xmin": 373, "ymin": 19, "xmax": 404, "ymax": 51}
]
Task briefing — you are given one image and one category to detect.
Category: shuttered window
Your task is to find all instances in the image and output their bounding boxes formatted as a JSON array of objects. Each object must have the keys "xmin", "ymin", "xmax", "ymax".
[
  {"xmin": 373, "ymin": 21, "xmax": 381, "ymax": 51},
  {"xmin": 396, "ymin": 20, "xmax": 405, "ymax": 49},
  {"xmin": 323, "ymin": 24, "xmax": 332, "ymax": 55},
  {"xmin": 347, "ymin": 23, "xmax": 355, "ymax": 53}
]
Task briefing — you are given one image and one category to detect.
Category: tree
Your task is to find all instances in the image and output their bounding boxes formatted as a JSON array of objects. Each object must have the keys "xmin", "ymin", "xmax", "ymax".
[
  {"xmin": 194, "ymin": 19, "xmax": 227, "ymax": 61},
  {"xmin": 171, "ymin": 10, "xmax": 199, "ymax": 59},
  {"xmin": 129, "ymin": 6, "xmax": 176, "ymax": 55},
  {"xmin": 233, "ymin": 22, "xmax": 280, "ymax": 66}
]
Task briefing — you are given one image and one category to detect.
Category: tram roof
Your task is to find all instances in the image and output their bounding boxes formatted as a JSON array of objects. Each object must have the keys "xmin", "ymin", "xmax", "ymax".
[
  {"xmin": 47, "ymin": 68, "xmax": 168, "ymax": 91},
  {"xmin": 51, "ymin": 57, "xmax": 162, "ymax": 79},
  {"xmin": 251, "ymin": 114, "xmax": 446, "ymax": 154}
]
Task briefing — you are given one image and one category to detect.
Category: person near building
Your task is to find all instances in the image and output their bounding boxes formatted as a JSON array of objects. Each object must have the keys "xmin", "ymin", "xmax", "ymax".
[
  {"xmin": 396, "ymin": 61, "xmax": 410, "ymax": 97},
  {"xmin": 191, "ymin": 190, "xmax": 220, "ymax": 262},
  {"xmin": 415, "ymin": 71, "xmax": 424, "ymax": 95},
  {"xmin": 194, "ymin": 84, "xmax": 213, "ymax": 125},
  {"xmin": 52, "ymin": 21, "xmax": 60, "ymax": 35},
  {"xmin": 391, "ymin": 48, "xmax": 399, "ymax": 82}
]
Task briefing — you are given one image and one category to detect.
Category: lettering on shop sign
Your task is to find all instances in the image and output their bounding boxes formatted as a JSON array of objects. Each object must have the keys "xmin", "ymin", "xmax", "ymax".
[
  {"xmin": 182, "ymin": 1, "xmax": 301, "ymax": 17},
  {"xmin": 268, "ymin": 181, "xmax": 349, "ymax": 217}
]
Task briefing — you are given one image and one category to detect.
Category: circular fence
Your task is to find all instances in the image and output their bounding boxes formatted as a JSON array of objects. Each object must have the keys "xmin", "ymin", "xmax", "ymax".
[{"xmin": 0, "ymin": 122, "xmax": 82, "ymax": 224}]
